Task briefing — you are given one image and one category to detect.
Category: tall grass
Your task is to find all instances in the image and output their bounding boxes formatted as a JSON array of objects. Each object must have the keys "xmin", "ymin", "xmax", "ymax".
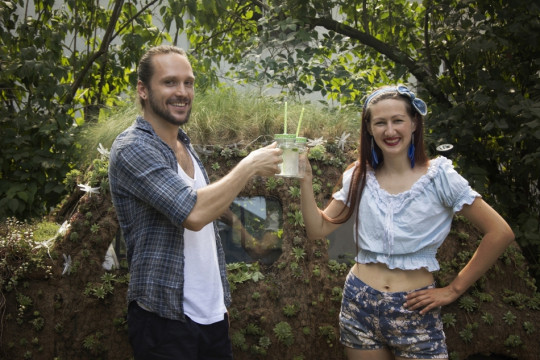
[{"xmin": 76, "ymin": 87, "xmax": 361, "ymax": 166}]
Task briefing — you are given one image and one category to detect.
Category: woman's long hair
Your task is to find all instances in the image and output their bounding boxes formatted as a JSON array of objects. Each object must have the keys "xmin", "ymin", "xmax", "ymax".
[{"xmin": 322, "ymin": 87, "xmax": 428, "ymax": 225}]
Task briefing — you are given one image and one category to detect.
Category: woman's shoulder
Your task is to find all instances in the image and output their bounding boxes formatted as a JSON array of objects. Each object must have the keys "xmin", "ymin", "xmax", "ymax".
[
  {"xmin": 427, "ymin": 156, "xmax": 476, "ymax": 194},
  {"xmin": 426, "ymin": 156, "xmax": 455, "ymax": 179}
]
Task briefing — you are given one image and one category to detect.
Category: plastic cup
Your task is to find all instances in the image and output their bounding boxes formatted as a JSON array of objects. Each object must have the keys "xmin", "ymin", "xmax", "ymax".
[
  {"xmin": 275, "ymin": 134, "xmax": 299, "ymax": 177},
  {"xmin": 295, "ymin": 137, "xmax": 307, "ymax": 178}
]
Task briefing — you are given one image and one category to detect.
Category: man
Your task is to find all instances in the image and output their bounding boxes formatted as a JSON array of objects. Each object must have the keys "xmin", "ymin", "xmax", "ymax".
[{"xmin": 108, "ymin": 45, "xmax": 282, "ymax": 359}]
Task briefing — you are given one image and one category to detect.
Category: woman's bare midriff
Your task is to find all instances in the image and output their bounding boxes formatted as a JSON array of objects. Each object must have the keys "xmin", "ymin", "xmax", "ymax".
[{"xmin": 352, "ymin": 262, "xmax": 434, "ymax": 292}]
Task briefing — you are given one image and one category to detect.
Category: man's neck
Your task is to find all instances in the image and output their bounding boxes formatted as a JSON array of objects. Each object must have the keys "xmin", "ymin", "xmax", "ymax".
[{"xmin": 143, "ymin": 112, "xmax": 180, "ymax": 149}]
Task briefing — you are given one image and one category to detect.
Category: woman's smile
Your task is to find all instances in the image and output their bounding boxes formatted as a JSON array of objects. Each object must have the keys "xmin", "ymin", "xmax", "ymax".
[{"xmin": 383, "ymin": 137, "xmax": 401, "ymax": 146}]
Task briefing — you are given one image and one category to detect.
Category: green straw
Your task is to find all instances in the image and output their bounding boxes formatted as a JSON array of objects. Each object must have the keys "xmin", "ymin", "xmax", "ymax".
[
  {"xmin": 296, "ymin": 107, "xmax": 305, "ymax": 137},
  {"xmin": 284, "ymin": 102, "xmax": 288, "ymax": 134}
]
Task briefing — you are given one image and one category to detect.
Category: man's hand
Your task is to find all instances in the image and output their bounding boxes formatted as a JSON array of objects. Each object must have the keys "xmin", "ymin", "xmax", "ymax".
[{"xmin": 243, "ymin": 142, "xmax": 283, "ymax": 177}]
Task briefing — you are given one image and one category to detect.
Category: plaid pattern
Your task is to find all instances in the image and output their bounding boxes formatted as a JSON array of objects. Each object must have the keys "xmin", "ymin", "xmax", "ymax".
[{"xmin": 109, "ymin": 116, "xmax": 231, "ymax": 321}]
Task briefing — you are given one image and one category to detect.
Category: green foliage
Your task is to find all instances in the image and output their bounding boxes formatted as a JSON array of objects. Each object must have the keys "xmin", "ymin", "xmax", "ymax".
[
  {"xmin": 226, "ymin": 262, "xmax": 264, "ymax": 292},
  {"xmin": 32, "ymin": 222, "xmax": 60, "ymax": 242},
  {"xmin": 282, "ymin": 304, "xmax": 299, "ymax": 317},
  {"xmin": 259, "ymin": 336, "xmax": 271, "ymax": 348},
  {"xmin": 504, "ymin": 335, "xmax": 523, "ymax": 348},
  {"xmin": 273, "ymin": 321, "xmax": 294, "ymax": 346},
  {"xmin": 503, "ymin": 289, "xmax": 540, "ymax": 310},
  {"xmin": 288, "ymin": 186, "xmax": 301, "ymax": 198},
  {"xmin": 472, "ymin": 290, "xmax": 493, "ymax": 303},
  {"xmin": 331, "ymin": 286, "xmax": 342, "ymax": 302},
  {"xmin": 481, "ymin": 312, "xmax": 494, "ymax": 326},
  {"xmin": 523, "ymin": 321, "xmax": 536, "ymax": 335},
  {"xmin": 308, "ymin": 145, "xmax": 327, "ymax": 161},
  {"xmin": 1, "ymin": 218, "xmax": 53, "ymax": 299},
  {"xmin": 458, "ymin": 295, "xmax": 478, "ymax": 313},
  {"xmin": 328, "ymin": 259, "xmax": 348, "ymax": 276},
  {"xmin": 442, "ymin": 313, "xmax": 457, "ymax": 328},
  {"xmin": 30, "ymin": 315, "xmax": 45, "ymax": 331},
  {"xmin": 82, "ymin": 331, "xmax": 104, "ymax": 355},
  {"xmin": 318, "ymin": 325, "xmax": 336, "ymax": 347},
  {"xmin": 503, "ymin": 311, "xmax": 517, "ymax": 325},
  {"xmin": 459, "ymin": 323, "xmax": 478, "ymax": 343},
  {"xmin": 291, "ymin": 247, "xmax": 306, "ymax": 261},
  {"xmin": 245, "ymin": 323, "xmax": 263, "ymax": 336},
  {"xmin": 4, "ymin": 0, "xmax": 540, "ymax": 285},
  {"xmin": 83, "ymin": 273, "xmax": 127, "ymax": 300},
  {"xmin": 231, "ymin": 331, "xmax": 247, "ymax": 350},
  {"xmin": 0, "ymin": 0, "xmax": 170, "ymax": 218},
  {"xmin": 265, "ymin": 177, "xmax": 281, "ymax": 191},
  {"xmin": 180, "ymin": 0, "xmax": 540, "ymax": 282},
  {"xmin": 287, "ymin": 209, "xmax": 304, "ymax": 227},
  {"xmin": 289, "ymin": 261, "xmax": 303, "ymax": 279}
]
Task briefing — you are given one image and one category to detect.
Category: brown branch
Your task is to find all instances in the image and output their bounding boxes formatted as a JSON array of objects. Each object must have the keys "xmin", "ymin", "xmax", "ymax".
[
  {"xmin": 113, "ymin": 0, "xmax": 162, "ymax": 43},
  {"xmin": 65, "ymin": 0, "xmax": 125, "ymax": 105},
  {"xmin": 309, "ymin": 16, "xmax": 451, "ymax": 106}
]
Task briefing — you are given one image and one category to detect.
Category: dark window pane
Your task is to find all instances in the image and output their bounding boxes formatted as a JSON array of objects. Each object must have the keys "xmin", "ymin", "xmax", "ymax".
[{"xmin": 219, "ymin": 196, "xmax": 283, "ymax": 264}]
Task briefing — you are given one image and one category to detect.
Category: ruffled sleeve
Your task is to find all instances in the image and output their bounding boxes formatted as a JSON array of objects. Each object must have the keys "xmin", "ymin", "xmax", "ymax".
[{"xmin": 434, "ymin": 157, "xmax": 481, "ymax": 212}]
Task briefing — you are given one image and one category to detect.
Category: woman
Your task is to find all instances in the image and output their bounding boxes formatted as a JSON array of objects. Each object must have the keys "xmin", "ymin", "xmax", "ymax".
[{"xmin": 299, "ymin": 85, "xmax": 514, "ymax": 360}]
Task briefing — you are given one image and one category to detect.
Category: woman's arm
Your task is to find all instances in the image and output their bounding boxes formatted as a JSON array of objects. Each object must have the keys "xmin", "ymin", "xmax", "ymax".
[
  {"xmin": 405, "ymin": 197, "xmax": 514, "ymax": 314},
  {"xmin": 299, "ymin": 157, "xmax": 345, "ymax": 240},
  {"xmin": 446, "ymin": 198, "xmax": 515, "ymax": 295}
]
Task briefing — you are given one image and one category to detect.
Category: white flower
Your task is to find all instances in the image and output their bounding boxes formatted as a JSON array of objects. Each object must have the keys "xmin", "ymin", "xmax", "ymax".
[
  {"xmin": 58, "ymin": 221, "xmax": 71, "ymax": 236},
  {"xmin": 307, "ymin": 137, "xmax": 327, "ymax": 147},
  {"xmin": 78, "ymin": 184, "xmax": 100, "ymax": 197},
  {"xmin": 335, "ymin": 131, "xmax": 351, "ymax": 151},
  {"xmin": 97, "ymin": 143, "xmax": 110, "ymax": 159},
  {"xmin": 62, "ymin": 254, "xmax": 72, "ymax": 275}
]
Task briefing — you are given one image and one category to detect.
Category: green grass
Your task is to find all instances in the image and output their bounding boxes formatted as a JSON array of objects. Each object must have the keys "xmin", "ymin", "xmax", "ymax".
[
  {"xmin": 33, "ymin": 221, "xmax": 61, "ymax": 242},
  {"xmin": 76, "ymin": 87, "xmax": 361, "ymax": 166}
]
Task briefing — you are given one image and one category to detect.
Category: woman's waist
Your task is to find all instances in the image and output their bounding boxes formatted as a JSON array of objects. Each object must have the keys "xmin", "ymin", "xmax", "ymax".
[
  {"xmin": 351, "ymin": 262, "xmax": 434, "ymax": 293},
  {"xmin": 355, "ymin": 247, "xmax": 440, "ymax": 272}
]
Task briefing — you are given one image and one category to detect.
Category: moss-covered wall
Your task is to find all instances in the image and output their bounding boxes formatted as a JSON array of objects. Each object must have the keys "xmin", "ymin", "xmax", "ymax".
[{"xmin": 1, "ymin": 144, "xmax": 538, "ymax": 360}]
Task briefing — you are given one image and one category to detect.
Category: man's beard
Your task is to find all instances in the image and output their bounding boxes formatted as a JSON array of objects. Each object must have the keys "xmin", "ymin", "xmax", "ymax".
[{"xmin": 148, "ymin": 89, "xmax": 191, "ymax": 126}]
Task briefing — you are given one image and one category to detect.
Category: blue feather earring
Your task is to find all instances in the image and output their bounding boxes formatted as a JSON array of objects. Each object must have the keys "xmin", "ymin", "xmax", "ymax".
[
  {"xmin": 371, "ymin": 137, "xmax": 379, "ymax": 169},
  {"xmin": 408, "ymin": 132, "xmax": 415, "ymax": 168}
]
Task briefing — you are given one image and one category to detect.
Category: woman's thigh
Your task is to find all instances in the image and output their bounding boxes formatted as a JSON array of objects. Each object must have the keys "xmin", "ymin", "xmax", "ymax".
[{"xmin": 346, "ymin": 347, "xmax": 394, "ymax": 360}]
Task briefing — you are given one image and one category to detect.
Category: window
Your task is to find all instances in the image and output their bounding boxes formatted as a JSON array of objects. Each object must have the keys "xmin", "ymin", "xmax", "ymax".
[{"xmin": 218, "ymin": 196, "xmax": 283, "ymax": 264}]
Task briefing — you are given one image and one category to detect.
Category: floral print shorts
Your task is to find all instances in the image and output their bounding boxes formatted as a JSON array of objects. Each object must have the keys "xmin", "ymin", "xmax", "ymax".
[{"xmin": 339, "ymin": 270, "xmax": 448, "ymax": 359}]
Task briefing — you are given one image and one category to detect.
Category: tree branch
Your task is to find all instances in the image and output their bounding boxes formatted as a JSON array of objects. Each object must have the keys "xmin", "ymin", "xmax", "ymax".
[
  {"xmin": 65, "ymin": 0, "xmax": 125, "ymax": 105},
  {"xmin": 309, "ymin": 16, "xmax": 451, "ymax": 106}
]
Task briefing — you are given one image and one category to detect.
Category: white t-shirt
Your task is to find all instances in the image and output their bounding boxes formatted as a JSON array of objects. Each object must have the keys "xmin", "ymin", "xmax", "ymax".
[{"xmin": 178, "ymin": 153, "xmax": 226, "ymax": 325}]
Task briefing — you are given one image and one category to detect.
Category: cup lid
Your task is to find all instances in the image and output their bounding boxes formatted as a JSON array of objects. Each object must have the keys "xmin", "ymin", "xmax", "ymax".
[{"xmin": 274, "ymin": 134, "xmax": 296, "ymax": 139}]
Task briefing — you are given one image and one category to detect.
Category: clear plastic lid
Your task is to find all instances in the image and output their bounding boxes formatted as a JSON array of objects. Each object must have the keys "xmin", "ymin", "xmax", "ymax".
[{"xmin": 274, "ymin": 134, "xmax": 296, "ymax": 140}]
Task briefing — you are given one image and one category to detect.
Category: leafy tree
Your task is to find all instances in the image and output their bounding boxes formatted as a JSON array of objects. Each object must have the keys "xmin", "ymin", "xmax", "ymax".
[
  {"xmin": 175, "ymin": 0, "xmax": 540, "ymax": 277},
  {"xmin": 1, "ymin": 0, "xmax": 539, "ymax": 279},
  {"xmin": 0, "ymin": 0, "xmax": 170, "ymax": 218}
]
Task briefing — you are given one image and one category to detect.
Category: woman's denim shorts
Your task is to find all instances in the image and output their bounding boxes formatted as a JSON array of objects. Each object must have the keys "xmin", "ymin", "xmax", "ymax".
[{"xmin": 339, "ymin": 270, "xmax": 448, "ymax": 359}]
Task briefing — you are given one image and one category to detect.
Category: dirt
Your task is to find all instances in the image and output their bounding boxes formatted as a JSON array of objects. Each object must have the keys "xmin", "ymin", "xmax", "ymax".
[{"xmin": 1, "ymin": 158, "xmax": 539, "ymax": 360}]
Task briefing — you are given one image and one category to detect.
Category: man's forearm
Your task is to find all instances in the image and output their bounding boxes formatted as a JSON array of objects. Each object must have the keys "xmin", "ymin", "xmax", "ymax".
[{"xmin": 183, "ymin": 160, "xmax": 255, "ymax": 231}]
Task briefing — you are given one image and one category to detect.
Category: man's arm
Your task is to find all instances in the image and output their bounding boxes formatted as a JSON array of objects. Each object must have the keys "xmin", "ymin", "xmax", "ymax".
[{"xmin": 183, "ymin": 143, "xmax": 282, "ymax": 231}]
